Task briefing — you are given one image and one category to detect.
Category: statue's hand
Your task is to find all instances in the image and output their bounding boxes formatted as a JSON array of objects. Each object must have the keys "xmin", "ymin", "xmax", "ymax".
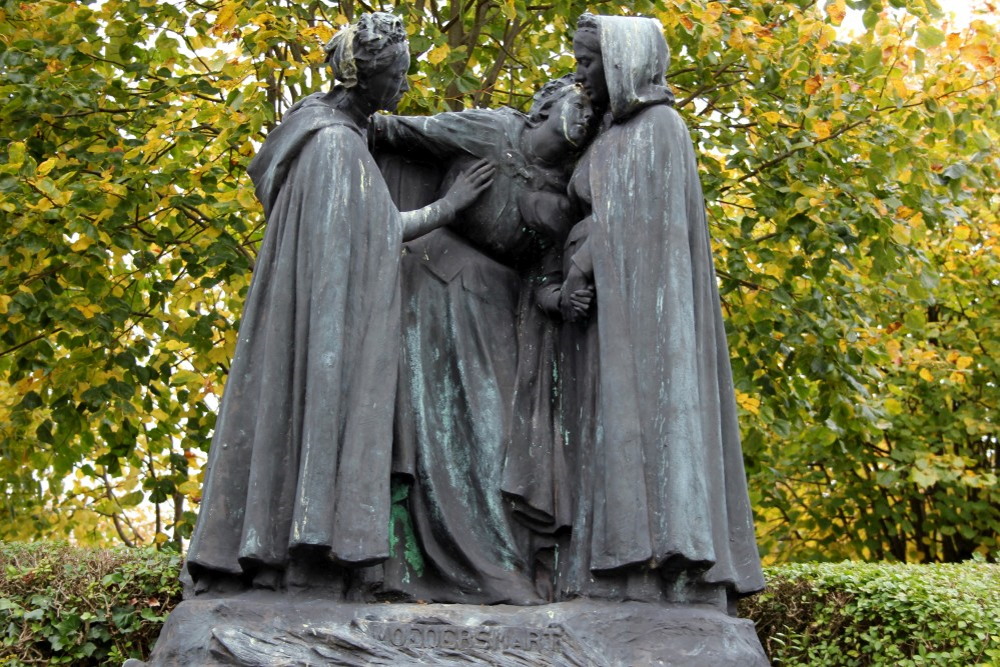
[
  {"xmin": 559, "ymin": 266, "xmax": 594, "ymax": 322},
  {"xmin": 536, "ymin": 285, "xmax": 562, "ymax": 318},
  {"xmin": 568, "ymin": 287, "xmax": 594, "ymax": 320},
  {"xmin": 443, "ymin": 159, "xmax": 495, "ymax": 212}
]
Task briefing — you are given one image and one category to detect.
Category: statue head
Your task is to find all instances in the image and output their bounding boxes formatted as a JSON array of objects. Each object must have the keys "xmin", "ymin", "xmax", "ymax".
[
  {"xmin": 573, "ymin": 13, "xmax": 673, "ymax": 121},
  {"xmin": 528, "ymin": 75, "xmax": 595, "ymax": 150},
  {"xmin": 324, "ymin": 12, "xmax": 410, "ymax": 111}
]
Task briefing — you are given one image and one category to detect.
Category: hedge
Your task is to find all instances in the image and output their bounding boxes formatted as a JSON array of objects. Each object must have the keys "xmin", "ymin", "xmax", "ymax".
[
  {"xmin": 0, "ymin": 542, "xmax": 180, "ymax": 665},
  {"xmin": 1, "ymin": 542, "xmax": 997, "ymax": 665},
  {"xmin": 741, "ymin": 560, "xmax": 1000, "ymax": 666}
]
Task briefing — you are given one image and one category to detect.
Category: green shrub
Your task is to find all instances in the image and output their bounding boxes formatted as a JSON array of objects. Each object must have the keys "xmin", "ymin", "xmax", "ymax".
[
  {"xmin": 2, "ymin": 544, "xmax": 998, "ymax": 666},
  {"xmin": 0, "ymin": 542, "xmax": 181, "ymax": 665},
  {"xmin": 742, "ymin": 560, "xmax": 1000, "ymax": 666}
]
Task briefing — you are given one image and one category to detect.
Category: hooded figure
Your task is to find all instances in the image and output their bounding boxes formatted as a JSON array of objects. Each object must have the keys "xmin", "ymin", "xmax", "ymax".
[{"xmin": 556, "ymin": 14, "xmax": 765, "ymax": 604}]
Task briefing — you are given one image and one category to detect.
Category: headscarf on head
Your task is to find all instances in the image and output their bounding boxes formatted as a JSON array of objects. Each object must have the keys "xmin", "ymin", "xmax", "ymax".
[
  {"xmin": 324, "ymin": 12, "xmax": 407, "ymax": 88},
  {"xmin": 325, "ymin": 23, "xmax": 360, "ymax": 88},
  {"xmin": 588, "ymin": 14, "xmax": 674, "ymax": 121}
]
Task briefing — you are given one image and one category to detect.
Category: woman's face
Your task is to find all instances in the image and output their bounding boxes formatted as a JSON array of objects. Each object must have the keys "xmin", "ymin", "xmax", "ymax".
[
  {"xmin": 573, "ymin": 33, "xmax": 608, "ymax": 111},
  {"xmin": 540, "ymin": 86, "xmax": 595, "ymax": 149},
  {"xmin": 363, "ymin": 47, "xmax": 411, "ymax": 112}
]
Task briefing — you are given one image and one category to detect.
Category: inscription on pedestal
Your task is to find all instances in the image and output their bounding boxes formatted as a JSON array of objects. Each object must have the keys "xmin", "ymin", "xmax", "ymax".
[{"xmin": 368, "ymin": 622, "xmax": 564, "ymax": 653}]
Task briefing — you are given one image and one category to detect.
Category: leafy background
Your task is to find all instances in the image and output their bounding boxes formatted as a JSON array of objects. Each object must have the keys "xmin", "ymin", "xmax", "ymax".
[{"xmin": 0, "ymin": 0, "xmax": 997, "ymax": 564}]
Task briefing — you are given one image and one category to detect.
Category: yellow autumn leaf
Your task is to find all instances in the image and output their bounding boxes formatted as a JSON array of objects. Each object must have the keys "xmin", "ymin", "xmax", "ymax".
[
  {"xmin": 891, "ymin": 223, "xmax": 911, "ymax": 244},
  {"xmin": 736, "ymin": 391, "xmax": 761, "ymax": 414},
  {"xmin": 919, "ymin": 368, "xmax": 934, "ymax": 382},
  {"xmin": 212, "ymin": 1, "xmax": 238, "ymax": 37},
  {"xmin": 817, "ymin": 24, "xmax": 836, "ymax": 49},
  {"xmin": 729, "ymin": 27, "xmax": 744, "ymax": 48},
  {"xmin": 960, "ymin": 43, "xmax": 995, "ymax": 68},
  {"xmin": 7, "ymin": 141, "xmax": 25, "ymax": 168},
  {"xmin": 956, "ymin": 356, "xmax": 973, "ymax": 370},
  {"xmin": 250, "ymin": 12, "xmax": 274, "ymax": 28},
  {"xmin": 704, "ymin": 2, "xmax": 724, "ymax": 23},
  {"xmin": 427, "ymin": 44, "xmax": 450, "ymax": 65},
  {"xmin": 177, "ymin": 480, "xmax": 202, "ymax": 497},
  {"xmin": 36, "ymin": 158, "xmax": 58, "ymax": 176},
  {"xmin": 813, "ymin": 120, "xmax": 831, "ymax": 140},
  {"xmin": 804, "ymin": 74, "xmax": 823, "ymax": 95},
  {"xmin": 71, "ymin": 237, "xmax": 92, "ymax": 252},
  {"xmin": 826, "ymin": 0, "xmax": 846, "ymax": 26},
  {"xmin": 884, "ymin": 398, "xmax": 903, "ymax": 416}
]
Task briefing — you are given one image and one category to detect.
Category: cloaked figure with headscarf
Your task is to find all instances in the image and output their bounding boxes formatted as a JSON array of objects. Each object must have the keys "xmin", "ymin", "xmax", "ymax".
[
  {"xmin": 548, "ymin": 14, "xmax": 766, "ymax": 609},
  {"xmin": 184, "ymin": 13, "xmax": 493, "ymax": 597}
]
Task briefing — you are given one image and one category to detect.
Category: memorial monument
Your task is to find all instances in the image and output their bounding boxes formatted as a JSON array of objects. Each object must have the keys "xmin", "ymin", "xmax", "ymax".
[{"xmin": 139, "ymin": 11, "xmax": 769, "ymax": 666}]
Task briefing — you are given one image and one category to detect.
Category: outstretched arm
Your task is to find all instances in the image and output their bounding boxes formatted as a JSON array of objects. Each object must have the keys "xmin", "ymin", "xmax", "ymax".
[
  {"xmin": 400, "ymin": 159, "xmax": 495, "ymax": 241},
  {"xmin": 373, "ymin": 110, "xmax": 505, "ymax": 160}
]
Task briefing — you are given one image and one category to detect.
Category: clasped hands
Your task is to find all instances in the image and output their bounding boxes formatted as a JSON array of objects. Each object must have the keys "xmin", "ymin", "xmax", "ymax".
[{"xmin": 559, "ymin": 264, "xmax": 594, "ymax": 322}]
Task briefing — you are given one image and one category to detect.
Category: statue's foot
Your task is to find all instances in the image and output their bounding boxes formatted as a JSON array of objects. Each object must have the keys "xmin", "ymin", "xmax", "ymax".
[
  {"xmin": 192, "ymin": 570, "xmax": 244, "ymax": 596},
  {"xmin": 251, "ymin": 567, "xmax": 283, "ymax": 591},
  {"xmin": 286, "ymin": 557, "xmax": 346, "ymax": 598},
  {"xmin": 500, "ymin": 593, "xmax": 547, "ymax": 606},
  {"xmin": 494, "ymin": 579, "xmax": 547, "ymax": 606},
  {"xmin": 664, "ymin": 575, "xmax": 727, "ymax": 611}
]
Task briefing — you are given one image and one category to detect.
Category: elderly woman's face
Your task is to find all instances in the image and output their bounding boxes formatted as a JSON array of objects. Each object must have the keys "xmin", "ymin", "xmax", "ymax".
[
  {"xmin": 364, "ymin": 47, "xmax": 411, "ymax": 112},
  {"xmin": 573, "ymin": 32, "xmax": 608, "ymax": 111}
]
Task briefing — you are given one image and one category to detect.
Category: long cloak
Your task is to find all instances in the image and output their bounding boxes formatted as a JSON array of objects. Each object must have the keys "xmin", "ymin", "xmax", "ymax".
[
  {"xmin": 186, "ymin": 94, "xmax": 401, "ymax": 579},
  {"xmin": 373, "ymin": 110, "xmax": 564, "ymax": 603},
  {"xmin": 559, "ymin": 16, "xmax": 765, "ymax": 598}
]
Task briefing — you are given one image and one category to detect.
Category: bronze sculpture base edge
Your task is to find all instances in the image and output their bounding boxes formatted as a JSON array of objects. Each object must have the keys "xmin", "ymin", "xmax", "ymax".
[{"xmin": 132, "ymin": 597, "xmax": 769, "ymax": 666}]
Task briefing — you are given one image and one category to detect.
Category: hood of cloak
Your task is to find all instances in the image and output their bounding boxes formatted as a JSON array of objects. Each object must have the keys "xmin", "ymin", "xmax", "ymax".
[{"xmin": 592, "ymin": 15, "xmax": 674, "ymax": 122}]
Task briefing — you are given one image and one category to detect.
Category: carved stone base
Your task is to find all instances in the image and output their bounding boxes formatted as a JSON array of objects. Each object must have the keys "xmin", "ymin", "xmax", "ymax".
[{"xmin": 134, "ymin": 597, "xmax": 768, "ymax": 666}]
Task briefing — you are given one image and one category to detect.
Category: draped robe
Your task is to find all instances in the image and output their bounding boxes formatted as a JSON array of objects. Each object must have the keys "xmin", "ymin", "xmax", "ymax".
[
  {"xmin": 187, "ymin": 94, "xmax": 401, "ymax": 579},
  {"xmin": 557, "ymin": 15, "xmax": 765, "ymax": 599}
]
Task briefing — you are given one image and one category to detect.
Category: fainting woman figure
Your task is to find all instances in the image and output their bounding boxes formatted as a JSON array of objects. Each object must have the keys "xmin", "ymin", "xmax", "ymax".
[
  {"xmin": 185, "ymin": 12, "xmax": 493, "ymax": 597},
  {"xmin": 553, "ymin": 13, "xmax": 765, "ymax": 608},
  {"xmin": 370, "ymin": 77, "xmax": 596, "ymax": 603}
]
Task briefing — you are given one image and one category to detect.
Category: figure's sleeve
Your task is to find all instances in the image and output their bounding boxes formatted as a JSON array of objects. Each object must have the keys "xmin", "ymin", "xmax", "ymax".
[
  {"xmin": 534, "ymin": 245, "xmax": 563, "ymax": 318},
  {"xmin": 372, "ymin": 109, "xmax": 505, "ymax": 160},
  {"xmin": 399, "ymin": 197, "xmax": 457, "ymax": 241},
  {"xmin": 567, "ymin": 216, "xmax": 594, "ymax": 280}
]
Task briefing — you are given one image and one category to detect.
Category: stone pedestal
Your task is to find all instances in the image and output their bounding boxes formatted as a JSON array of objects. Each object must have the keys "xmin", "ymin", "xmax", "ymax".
[{"xmin": 135, "ymin": 597, "xmax": 768, "ymax": 666}]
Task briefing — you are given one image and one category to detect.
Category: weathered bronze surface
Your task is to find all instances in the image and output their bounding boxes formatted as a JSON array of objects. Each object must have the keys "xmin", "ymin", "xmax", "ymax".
[{"xmin": 144, "ymin": 10, "xmax": 768, "ymax": 666}]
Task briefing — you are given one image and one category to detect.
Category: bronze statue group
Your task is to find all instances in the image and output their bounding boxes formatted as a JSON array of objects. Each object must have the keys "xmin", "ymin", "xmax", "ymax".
[{"xmin": 184, "ymin": 11, "xmax": 765, "ymax": 614}]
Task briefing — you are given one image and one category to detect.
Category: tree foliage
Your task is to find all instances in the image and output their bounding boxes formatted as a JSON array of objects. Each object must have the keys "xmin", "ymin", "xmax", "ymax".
[{"xmin": 1, "ymin": 0, "xmax": 997, "ymax": 561}]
